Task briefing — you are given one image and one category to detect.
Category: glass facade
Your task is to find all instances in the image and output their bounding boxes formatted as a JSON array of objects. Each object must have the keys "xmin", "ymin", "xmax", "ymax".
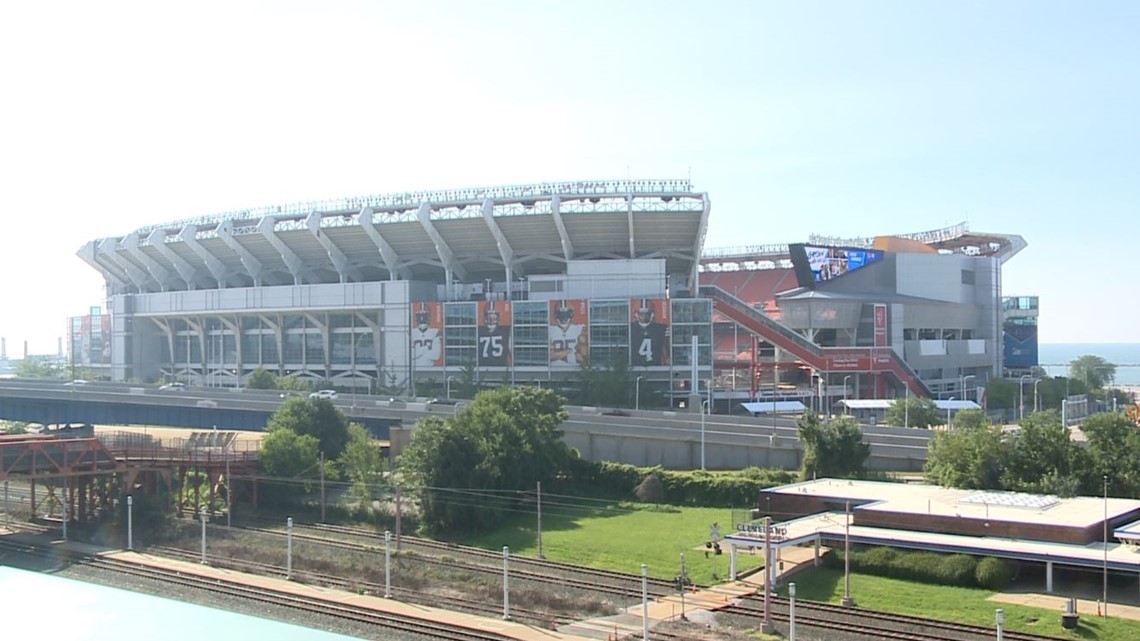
[{"xmin": 589, "ymin": 299, "xmax": 629, "ymax": 368}]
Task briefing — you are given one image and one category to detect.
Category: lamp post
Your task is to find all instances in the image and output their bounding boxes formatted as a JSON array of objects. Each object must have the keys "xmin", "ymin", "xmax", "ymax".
[
  {"xmin": 700, "ymin": 400, "xmax": 708, "ymax": 471},
  {"xmin": 446, "ymin": 375, "xmax": 457, "ymax": 399},
  {"xmin": 843, "ymin": 375, "xmax": 852, "ymax": 415},
  {"xmin": 1104, "ymin": 474, "xmax": 1109, "ymax": 618},
  {"xmin": 1034, "ymin": 379, "xmax": 1042, "ymax": 413},
  {"xmin": 635, "ymin": 376, "xmax": 643, "ymax": 411},
  {"xmin": 947, "ymin": 397, "xmax": 956, "ymax": 429},
  {"xmin": 842, "ymin": 500, "xmax": 854, "ymax": 606},
  {"xmin": 960, "ymin": 374, "xmax": 976, "ymax": 403},
  {"xmin": 1019, "ymin": 375, "xmax": 1032, "ymax": 421}
]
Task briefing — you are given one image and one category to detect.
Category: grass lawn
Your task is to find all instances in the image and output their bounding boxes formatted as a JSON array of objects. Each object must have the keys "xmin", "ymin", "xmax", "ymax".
[
  {"xmin": 465, "ymin": 501, "xmax": 1140, "ymax": 640},
  {"xmin": 465, "ymin": 502, "xmax": 764, "ymax": 585},
  {"xmin": 781, "ymin": 567, "xmax": 1140, "ymax": 641}
]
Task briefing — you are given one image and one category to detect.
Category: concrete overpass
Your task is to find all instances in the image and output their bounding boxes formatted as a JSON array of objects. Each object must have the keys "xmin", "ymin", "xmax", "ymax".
[{"xmin": 0, "ymin": 380, "xmax": 933, "ymax": 472}]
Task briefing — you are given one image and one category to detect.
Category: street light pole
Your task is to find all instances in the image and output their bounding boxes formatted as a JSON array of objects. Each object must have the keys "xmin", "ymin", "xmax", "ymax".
[
  {"xmin": 635, "ymin": 376, "xmax": 643, "ymax": 411},
  {"xmin": 961, "ymin": 374, "xmax": 976, "ymax": 403},
  {"xmin": 842, "ymin": 500, "xmax": 854, "ymax": 606},
  {"xmin": 1104, "ymin": 474, "xmax": 1109, "ymax": 618},
  {"xmin": 843, "ymin": 375, "xmax": 852, "ymax": 415},
  {"xmin": 1034, "ymin": 379, "xmax": 1042, "ymax": 413},
  {"xmin": 700, "ymin": 400, "xmax": 708, "ymax": 471},
  {"xmin": 947, "ymin": 397, "xmax": 956, "ymax": 429},
  {"xmin": 1019, "ymin": 375, "xmax": 1032, "ymax": 421}
]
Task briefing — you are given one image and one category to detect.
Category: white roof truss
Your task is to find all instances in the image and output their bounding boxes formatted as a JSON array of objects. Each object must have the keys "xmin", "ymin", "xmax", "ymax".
[
  {"xmin": 146, "ymin": 229, "xmax": 199, "ymax": 289},
  {"xmin": 358, "ymin": 207, "xmax": 409, "ymax": 280},
  {"xmin": 481, "ymin": 198, "xmax": 521, "ymax": 277},
  {"xmin": 417, "ymin": 202, "xmax": 467, "ymax": 281},
  {"xmin": 306, "ymin": 212, "xmax": 354, "ymax": 283},
  {"xmin": 101, "ymin": 238, "xmax": 150, "ymax": 291},
  {"xmin": 217, "ymin": 220, "xmax": 263, "ymax": 287},
  {"xmin": 549, "ymin": 195, "xmax": 574, "ymax": 260},
  {"xmin": 122, "ymin": 233, "xmax": 171, "ymax": 291},
  {"xmin": 179, "ymin": 225, "xmax": 230, "ymax": 288},
  {"xmin": 258, "ymin": 217, "xmax": 306, "ymax": 285}
]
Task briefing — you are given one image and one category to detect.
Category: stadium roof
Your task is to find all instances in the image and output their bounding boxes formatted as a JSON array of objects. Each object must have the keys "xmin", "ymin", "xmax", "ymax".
[
  {"xmin": 701, "ymin": 221, "xmax": 1027, "ymax": 269},
  {"xmin": 79, "ymin": 179, "xmax": 709, "ymax": 295}
]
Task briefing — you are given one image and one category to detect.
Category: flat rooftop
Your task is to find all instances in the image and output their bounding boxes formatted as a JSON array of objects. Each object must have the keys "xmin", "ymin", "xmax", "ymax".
[
  {"xmin": 0, "ymin": 567, "xmax": 362, "ymax": 641},
  {"xmin": 769, "ymin": 479, "xmax": 1140, "ymax": 529}
]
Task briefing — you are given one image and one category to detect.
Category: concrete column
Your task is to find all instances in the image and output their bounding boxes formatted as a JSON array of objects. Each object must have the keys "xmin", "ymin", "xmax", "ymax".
[
  {"xmin": 1046, "ymin": 561, "xmax": 1054, "ymax": 593},
  {"xmin": 729, "ymin": 545, "xmax": 737, "ymax": 580},
  {"xmin": 814, "ymin": 538, "xmax": 821, "ymax": 566}
]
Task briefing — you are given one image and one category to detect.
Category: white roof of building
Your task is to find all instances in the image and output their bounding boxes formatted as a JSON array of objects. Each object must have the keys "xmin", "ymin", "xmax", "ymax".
[
  {"xmin": 769, "ymin": 478, "xmax": 1140, "ymax": 529},
  {"xmin": 741, "ymin": 401, "xmax": 807, "ymax": 414},
  {"xmin": 837, "ymin": 399, "xmax": 981, "ymax": 411}
]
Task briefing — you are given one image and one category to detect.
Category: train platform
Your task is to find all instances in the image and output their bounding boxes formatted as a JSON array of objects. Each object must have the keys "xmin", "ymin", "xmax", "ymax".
[{"xmin": 990, "ymin": 592, "xmax": 1140, "ymax": 622}]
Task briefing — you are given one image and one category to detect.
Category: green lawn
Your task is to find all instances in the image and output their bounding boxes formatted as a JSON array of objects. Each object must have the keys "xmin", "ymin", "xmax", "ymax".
[
  {"xmin": 781, "ymin": 567, "xmax": 1140, "ymax": 641},
  {"xmin": 464, "ymin": 502, "xmax": 764, "ymax": 585},
  {"xmin": 465, "ymin": 501, "xmax": 1140, "ymax": 640}
]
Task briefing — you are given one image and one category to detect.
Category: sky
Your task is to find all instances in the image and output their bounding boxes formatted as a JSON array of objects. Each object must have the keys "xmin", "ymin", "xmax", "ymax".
[{"xmin": 1, "ymin": 0, "xmax": 1137, "ymax": 355}]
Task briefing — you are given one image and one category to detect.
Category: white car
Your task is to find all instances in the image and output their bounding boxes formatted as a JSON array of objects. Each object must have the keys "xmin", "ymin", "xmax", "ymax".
[{"xmin": 309, "ymin": 390, "xmax": 338, "ymax": 400}]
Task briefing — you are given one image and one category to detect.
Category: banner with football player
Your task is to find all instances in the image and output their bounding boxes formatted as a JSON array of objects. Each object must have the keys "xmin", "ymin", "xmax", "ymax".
[
  {"xmin": 410, "ymin": 302, "xmax": 444, "ymax": 368},
  {"xmin": 477, "ymin": 300, "xmax": 512, "ymax": 367},
  {"xmin": 630, "ymin": 298, "xmax": 670, "ymax": 366},
  {"xmin": 549, "ymin": 299, "xmax": 588, "ymax": 367}
]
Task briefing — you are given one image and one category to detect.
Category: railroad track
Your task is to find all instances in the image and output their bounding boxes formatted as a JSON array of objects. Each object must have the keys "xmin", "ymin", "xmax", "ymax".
[
  {"xmin": 727, "ymin": 595, "xmax": 1068, "ymax": 641},
  {"xmin": 151, "ymin": 544, "xmax": 563, "ymax": 627},
  {"xmin": 311, "ymin": 522, "xmax": 681, "ymax": 591},
  {"xmin": 0, "ymin": 538, "xmax": 517, "ymax": 641},
  {"xmin": 227, "ymin": 520, "xmax": 671, "ymax": 600}
]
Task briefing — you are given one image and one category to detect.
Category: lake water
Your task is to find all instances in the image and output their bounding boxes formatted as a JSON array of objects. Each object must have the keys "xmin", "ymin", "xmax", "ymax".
[{"xmin": 1039, "ymin": 343, "xmax": 1140, "ymax": 385}]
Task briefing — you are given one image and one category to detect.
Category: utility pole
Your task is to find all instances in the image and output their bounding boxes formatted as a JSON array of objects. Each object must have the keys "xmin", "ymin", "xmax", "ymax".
[
  {"xmin": 536, "ymin": 481, "xmax": 544, "ymax": 559},
  {"xmin": 319, "ymin": 451, "xmax": 326, "ymax": 523}
]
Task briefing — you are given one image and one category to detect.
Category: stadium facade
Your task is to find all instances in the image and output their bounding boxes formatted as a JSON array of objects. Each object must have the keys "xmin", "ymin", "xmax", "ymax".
[{"xmin": 72, "ymin": 180, "xmax": 1029, "ymax": 409}]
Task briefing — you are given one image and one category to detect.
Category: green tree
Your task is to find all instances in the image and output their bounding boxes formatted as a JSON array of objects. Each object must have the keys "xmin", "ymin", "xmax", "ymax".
[
  {"xmin": 1081, "ymin": 412, "xmax": 1140, "ymax": 496},
  {"xmin": 798, "ymin": 413, "xmax": 871, "ymax": 480},
  {"xmin": 981, "ymin": 378, "xmax": 1016, "ymax": 411},
  {"xmin": 267, "ymin": 397, "xmax": 350, "ymax": 459},
  {"xmin": 884, "ymin": 397, "xmax": 941, "ymax": 429},
  {"xmin": 1002, "ymin": 410, "xmax": 1086, "ymax": 495},
  {"xmin": 923, "ymin": 424, "xmax": 1005, "ymax": 489},
  {"xmin": 574, "ymin": 361, "xmax": 636, "ymax": 408},
  {"xmin": 246, "ymin": 367, "xmax": 277, "ymax": 390},
  {"xmin": 277, "ymin": 374, "xmax": 315, "ymax": 393},
  {"xmin": 259, "ymin": 428, "xmax": 320, "ymax": 479},
  {"xmin": 339, "ymin": 423, "xmax": 388, "ymax": 509},
  {"xmin": 950, "ymin": 408, "xmax": 989, "ymax": 431},
  {"xmin": 399, "ymin": 386, "xmax": 573, "ymax": 534},
  {"xmin": 1069, "ymin": 354, "xmax": 1116, "ymax": 390},
  {"xmin": 17, "ymin": 358, "xmax": 59, "ymax": 379}
]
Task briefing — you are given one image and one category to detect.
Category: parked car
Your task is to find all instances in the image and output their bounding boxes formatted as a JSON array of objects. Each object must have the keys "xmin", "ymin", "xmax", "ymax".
[
  {"xmin": 63, "ymin": 379, "xmax": 88, "ymax": 387},
  {"xmin": 159, "ymin": 382, "xmax": 187, "ymax": 391},
  {"xmin": 309, "ymin": 390, "xmax": 338, "ymax": 400},
  {"xmin": 279, "ymin": 390, "xmax": 304, "ymax": 399}
]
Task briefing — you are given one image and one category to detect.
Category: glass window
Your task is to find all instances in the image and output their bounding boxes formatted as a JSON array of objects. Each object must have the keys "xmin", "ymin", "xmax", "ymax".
[
  {"xmin": 589, "ymin": 299, "xmax": 629, "ymax": 324},
  {"xmin": 283, "ymin": 334, "xmax": 303, "ymax": 363},
  {"xmin": 513, "ymin": 325, "xmax": 548, "ymax": 346},
  {"xmin": 512, "ymin": 301, "xmax": 547, "ymax": 325},
  {"xmin": 305, "ymin": 332, "xmax": 325, "ymax": 365},
  {"xmin": 671, "ymin": 299, "xmax": 711, "ymax": 324},
  {"xmin": 330, "ymin": 333, "xmax": 353, "ymax": 364},
  {"xmin": 329, "ymin": 313, "xmax": 353, "ymax": 330},
  {"xmin": 514, "ymin": 346, "xmax": 550, "ymax": 366},
  {"xmin": 262, "ymin": 335, "xmax": 279, "ymax": 364},
  {"xmin": 445, "ymin": 302, "xmax": 477, "ymax": 326}
]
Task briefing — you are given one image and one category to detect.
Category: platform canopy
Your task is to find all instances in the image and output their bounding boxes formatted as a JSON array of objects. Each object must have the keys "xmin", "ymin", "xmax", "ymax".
[{"xmin": 741, "ymin": 400, "xmax": 807, "ymax": 415}]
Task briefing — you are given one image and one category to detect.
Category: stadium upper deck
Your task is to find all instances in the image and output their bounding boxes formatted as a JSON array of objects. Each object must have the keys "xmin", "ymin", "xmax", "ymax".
[{"xmin": 79, "ymin": 179, "xmax": 709, "ymax": 296}]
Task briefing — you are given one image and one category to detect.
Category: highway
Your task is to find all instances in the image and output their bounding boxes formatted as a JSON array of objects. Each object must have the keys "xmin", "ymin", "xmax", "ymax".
[{"xmin": 0, "ymin": 379, "xmax": 933, "ymax": 469}]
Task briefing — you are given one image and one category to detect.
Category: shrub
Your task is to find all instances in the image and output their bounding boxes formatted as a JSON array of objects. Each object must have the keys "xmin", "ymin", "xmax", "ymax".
[
  {"xmin": 975, "ymin": 557, "xmax": 1015, "ymax": 590},
  {"xmin": 937, "ymin": 554, "xmax": 979, "ymax": 587}
]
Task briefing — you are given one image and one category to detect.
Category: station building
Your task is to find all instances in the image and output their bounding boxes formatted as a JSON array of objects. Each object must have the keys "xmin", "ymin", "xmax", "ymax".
[{"xmin": 727, "ymin": 478, "xmax": 1140, "ymax": 599}]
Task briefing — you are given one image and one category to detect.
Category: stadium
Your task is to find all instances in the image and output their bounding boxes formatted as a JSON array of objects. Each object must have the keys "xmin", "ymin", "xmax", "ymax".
[{"xmin": 71, "ymin": 179, "xmax": 1033, "ymax": 410}]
